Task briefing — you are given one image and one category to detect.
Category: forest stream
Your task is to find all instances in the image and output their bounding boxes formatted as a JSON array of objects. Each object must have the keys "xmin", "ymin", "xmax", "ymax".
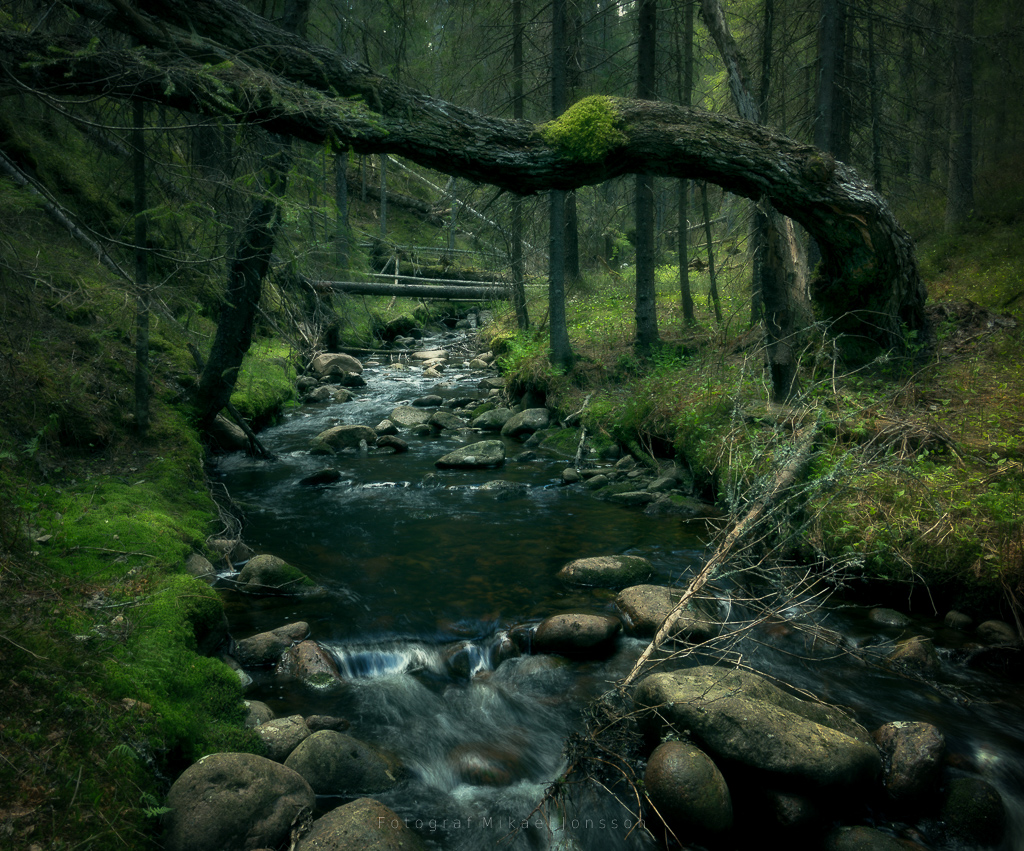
[{"xmin": 214, "ymin": 330, "xmax": 1024, "ymax": 851}]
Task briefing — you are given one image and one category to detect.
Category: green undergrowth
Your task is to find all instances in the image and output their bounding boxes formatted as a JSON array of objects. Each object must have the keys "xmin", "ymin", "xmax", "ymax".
[
  {"xmin": 230, "ymin": 337, "xmax": 298, "ymax": 424},
  {"xmin": 1, "ymin": 404, "xmax": 261, "ymax": 847},
  {"xmin": 488, "ymin": 214, "xmax": 1024, "ymax": 616}
]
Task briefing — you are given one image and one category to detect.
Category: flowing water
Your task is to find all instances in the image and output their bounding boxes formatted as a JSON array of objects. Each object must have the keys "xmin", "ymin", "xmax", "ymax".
[{"xmin": 216, "ymin": 331, "xmax": 1024, "ymax": 851}]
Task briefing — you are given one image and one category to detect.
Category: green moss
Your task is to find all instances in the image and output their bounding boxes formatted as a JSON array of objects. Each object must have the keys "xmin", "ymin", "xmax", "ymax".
[
  {"xmin": 104, "ymin": 574, "xmax": 256, "ymax": 762},
  {"xmin": 538, "ymin": 426, "xmax": 583, "ymax": 457},
  {"xmin": 230, "ymin": 338, "xmax": 297, "ymax": 423},
  {"xmin": 540, "ymin": 96, "xmax": 626, "ymax": 163}
]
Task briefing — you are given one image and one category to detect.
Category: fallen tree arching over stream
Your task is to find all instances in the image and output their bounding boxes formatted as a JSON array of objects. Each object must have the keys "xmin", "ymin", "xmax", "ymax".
[{"xmin": 2, "ymin": 0, "xmax": 927, "ymax": 353}]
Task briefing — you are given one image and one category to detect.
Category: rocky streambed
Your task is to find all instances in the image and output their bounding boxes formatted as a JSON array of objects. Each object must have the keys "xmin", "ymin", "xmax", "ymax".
[{"xmin": 171, "ymin": 321, "xmax": 1023, "ymax": 851}]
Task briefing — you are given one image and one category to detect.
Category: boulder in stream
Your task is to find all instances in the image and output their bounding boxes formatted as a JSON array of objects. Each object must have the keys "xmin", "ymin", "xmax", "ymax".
[
  {"xmin": 435, "ymin": 440, "xmax": 505, "ymax": 470},
  {"xmin": 871, "ymin": 720, "xmax": 945, "ymax": 802},
  {"xmin": 256, "ymin": 714, "xmax": 312, "ymax": 762},
  {"xmin": 163, "ymin": 752, "xmax": 315, "ymax": 851},
  {"xmin": 243, "ymin": 699, "xmax": 275, "ymax": 729},
  {"xmin": 634, "ymin": 666, "xmax": 881, "ymax": 789},
  {"xmin": 388, "ymin": 405, "xmax": 433, "ymax": 428},
  {"xmin": 295, "ymin": 797, "xmax": 428, "ymax": 851},
  {"xmin": 941, "ymin": 776, "xmax": 1007, "ymax": 846},
  {"xmin": 277, "ymin": 639, "xmax": 342, "ymax": 689},
  {"xmin": 376, "ymin": 434, "xmax": 409, "ymax": 453},
  {"xmin": 428, "ymin": 410, "xmax": 467, "ymax": 431},
  {"xmin": 284, "ymin": 730, "xmax": 403, "ymax": 795},
  {"xmin": 471, "ymin": 407, "xmax": 513, "ymax": 431},
  {"xmin": 500, "ymin": 408, "xmax": 550, "ymax": 439},
  {"xmin": 557, "ymin": 555, "xmax": 652, "ymax": 589},
  {"xmin": 644, "ymin": 741, "xmax": 733, "ymax": 835},
  {"xmin": 234, "ymin": 621, "xmax": 309, "ymax": 667},
  {"xmin": 615, "ymin": 584, "xmax": 720, "ymax": 641},
  {"xmin": 532, "ymin": 612, "xmax": 621, "ymax": 658},
  {"xmin": 237, "ymin": 555, "xmax": 321, "ymax": 596},
  {"xmin": 885, "ymin": 635, "xmax": 940, "ymax": 676},
  {"xmin": 310, "ymin": 424, "xmax": 377, "ymax": 455},
  {"xmin": 310, "ymin": 352, "xmax": 364, "ymax": 378}
]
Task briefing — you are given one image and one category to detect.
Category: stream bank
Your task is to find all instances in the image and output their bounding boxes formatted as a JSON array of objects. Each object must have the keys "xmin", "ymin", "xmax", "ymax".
[{"xmin": 172, "ymin": 320, "xmax": 1024, "ymax": 851}]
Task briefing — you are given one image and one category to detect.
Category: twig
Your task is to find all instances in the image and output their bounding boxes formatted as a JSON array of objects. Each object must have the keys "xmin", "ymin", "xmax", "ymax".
[{"xmin": 622, "ymin": 423, "xmax": 819, "ymax": 687}]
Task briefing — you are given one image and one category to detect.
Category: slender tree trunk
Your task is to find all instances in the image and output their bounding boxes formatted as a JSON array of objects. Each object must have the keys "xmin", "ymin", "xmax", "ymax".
[
  {"xmin": 749, "ymin": 0, "xmax": 774, "ymax": 325},
  {"xmin": 676, "ymin": 0, "xmax": 695, "ymax": 325},
  {"xmin": 945, "ymin": 0, "xmax": 974, "ymax": 231},
  {"xmin": 700, "ymin": 0, "xmax": 808, "ymax": 399},
  {"xmin": 549, "ymin": 0, "xmax": 573, "ymax": 369},
  {"xmin": 510, "ymin": 0, "xmax": 530, "ymax": 330},
  {"xmin": 809, "ymin": 0, "xmax": 844, "ymax": 269},
  {"xmin": 335, "ymin": 151, "xmax": 350, "ymax": 269},
  {"xmin": 701, "ymin": 181, "xmax": 723, "ymax": 323},
  {"xmin": 132, "ymin": 98, "xmax": 150, "ymax": 434},
  {"xmin": 379, "ymin": 153, "xmax": 388, "ymax": 236},
  {"xmin": 196, "ymin": 144, "xmax": 289, "ymax": 428},
  {"xmin": 634, "ymin": 0, "xmax": 659, "ymax": 355},
  {"xmin": 867, "ymin": 0, "xmax": 884, "ymax": 191}
]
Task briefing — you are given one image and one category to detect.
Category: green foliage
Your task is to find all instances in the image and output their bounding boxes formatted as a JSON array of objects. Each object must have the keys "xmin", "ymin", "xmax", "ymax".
[
  {"xmin": 230, "ymin": 338, "xmax": 297, "ymax": 423},
  {"xmin": 539, "ymin": 96, "xmax": 626, "ymax": 163}
]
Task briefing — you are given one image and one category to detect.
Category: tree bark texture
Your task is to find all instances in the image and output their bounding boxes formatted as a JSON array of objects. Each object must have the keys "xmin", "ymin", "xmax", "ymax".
[{"xmin": 3, "ymin": 0, "xmax": 927, "ymax": 350}]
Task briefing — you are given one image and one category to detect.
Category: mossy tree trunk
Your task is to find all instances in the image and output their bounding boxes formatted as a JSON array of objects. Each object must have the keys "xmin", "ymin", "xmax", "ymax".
[{"xmin": 5, "ymin": 0, "xmax": 928, "ymax": 352}]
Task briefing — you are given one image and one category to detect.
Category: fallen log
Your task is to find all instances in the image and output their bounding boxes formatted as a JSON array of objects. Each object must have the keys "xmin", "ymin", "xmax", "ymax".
[{"xmin": 314, "ymin": 280, "xmax": 511, "ymax": 300}]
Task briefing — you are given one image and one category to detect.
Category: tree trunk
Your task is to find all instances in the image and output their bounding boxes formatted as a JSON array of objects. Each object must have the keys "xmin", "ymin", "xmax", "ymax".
[
  {"xmin": 549, "ymin": 0, "xmax": 574, "ymax": 369},
  {"xmin": 676, "ymin": 0, "xmax": 695, "ymax": 325},
  {"xmin": 510, "ymin": 0, "xmax": 530, "ymax": 330},
  {"xmin": 6, "ymin": 1, "xmax": 928, "ymax": 351},
  {"xmin": 700, "ymin": 0, "xmax": 811, "ymax": 398},
  {"xmin": 132, "ymin": 98, "xmax": 150, "ymax": 435},
  {"xmin": 335, "ymin": 151, "xmax": 350, "ymax": 269},
  {"xmin": 701, "ymin": 182, "xmax": 723, "ymax": 323},
  {"xmin": 316, "ymin": 281, "xmax": 510, "ymax": 299},
  {"xmin": 945, "ymin": 0, "xmax": 974, "ymax": 231},
  {"xmin": 195, "ymin": 145, "xmax": 289, "ymax": 428},
  {"xmin": 634, "ymin": 0, "xmax": 659, "ymax": 355}
]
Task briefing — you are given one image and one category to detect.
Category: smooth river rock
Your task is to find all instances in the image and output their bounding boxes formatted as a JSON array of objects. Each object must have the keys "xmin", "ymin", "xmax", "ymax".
[
  {"xmin": 255, "ymin": 714, "xmax": 312, "ymax": 762},
  {"xmin": 284, "ymin": 731, "xmax": 403, "ymax": 796},
  {"xmin": 310, "ymin": 352, "xmax": 363, "ymax": 378},
  {"xmin": 500, "ymin": 407, "xmax": 550, "ymax": 439},
  {"xmin": 941, "ymin": 776, "xmax": 1007, "ymax": 846},
  {"xmin": 295, "ymin": 797, "xmax": 428, "ymax": 851},
  {"xmin": 234, "ymin": 621, "xmax": 309, "ymax": 667},
  {"xmin": 615, "ymin": 584, "xmax": 720, "ymax": 641},
  {"xmin": 435, "ymin": 440, "xmax": 505, "ymax": 470},
  {"xmin": 471, "ymin": 407, "xmax": 513, "ymax": 431},
  {"xmin": 236, "ymin": 555, "xmax": 320, "ymax": 596},
  {"xmin": 644, "ymin": 741, "xmax": 732, "ymax": 834},
  {"xmin": 388, "ymin": 405, "xmax": 434, "ymax": 427},
  {"xmin": 532, "ymin": 612, "xmax": 621, "ymax": 658},
  {"xmin": 163, "ymin": 752, "xmax": 315, "ymax": 851},
  {"xmin": 634, "ymin": 666, "xmax": 881, "ymax": 789},
  {"xmin": 310, "ymin": 424, "xmax": 378, "ymax": 455},
  {"xmin": 556, "ymin": 555, "xmax": 653, "ymax": 589}
]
